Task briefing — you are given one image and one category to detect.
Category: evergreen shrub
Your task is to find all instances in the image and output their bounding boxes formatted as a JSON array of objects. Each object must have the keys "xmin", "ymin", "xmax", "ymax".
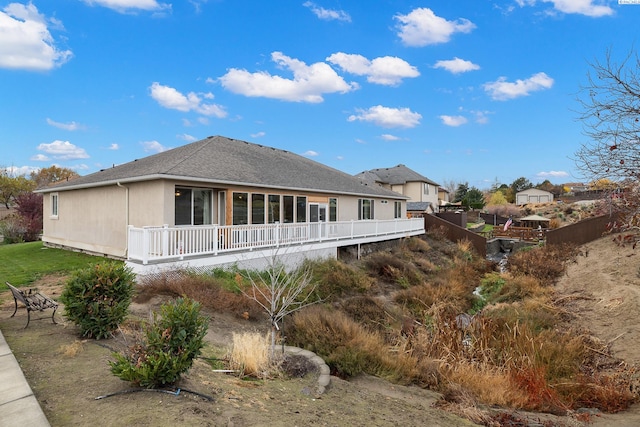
[{"xmin": 60, "ymin": 262, "xmax": 135, "ymax": 339}]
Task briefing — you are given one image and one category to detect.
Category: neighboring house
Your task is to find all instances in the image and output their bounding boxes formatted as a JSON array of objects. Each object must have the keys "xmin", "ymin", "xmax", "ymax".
[
  {"xmin": 515, "ymin": 188, "xmax": 554, "ymax": 205},
  {"xmin": 438, "ymin": 187, "xmax": 451, "ymax": 207},
  {"xmin": 565, "ymin": 182, "xmax": 589, "ymax": 194},
  {"xmin": 37, "ymin": 136, "xmax": 423, "ymax": 273},
  {"xmin": 355, "ymin": 164, "xmax": 440, "ymax": 215}
]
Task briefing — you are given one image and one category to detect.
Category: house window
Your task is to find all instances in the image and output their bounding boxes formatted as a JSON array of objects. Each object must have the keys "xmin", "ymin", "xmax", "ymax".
[
  {"xmin": 50, "ymin": 193, "xmax": 59, "ymax": 218},
  {"xmin": 423, "ymin": 183, "xmax": 430, "ymax": 195},
  {"xmin": 232, "ymin": 192, "xmax": 248, "ymax": 225},
  {"xmin": 394, "ymin": 201, "xmax": 402, "ymax": 219},
  {"xmin": 268, "ymin": 195, "xmax": 280, "ymax": 223},
  {"xmin": 175, "ymin": 187, "xmax": 213, "ymax": 225},
  {"xmin": 358, "ymin": 199, "xmax": 374, "ymax": 220},
  {"xmin": 283, "ymin": 195, "xmax": 294, "ymax": 223},
  {"xmin": 251, "ymin": 194, "xmax": 265, "ymax": 224},
  {"xmin": 296, "ymin": 196, "xmax": 307, "ymax": 222},
  {"xmin": 329, "ymin": 198, "xmax": 337, "ymax": 222}
]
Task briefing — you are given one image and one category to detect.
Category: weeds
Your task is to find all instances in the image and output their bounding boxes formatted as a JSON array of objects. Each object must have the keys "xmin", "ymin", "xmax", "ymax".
[
  {"xmin": 136, "ymin": 270, "xmax": 263, "ymax": 320},
  {"xmin": 227, "ymin": 331, "xmax": 278, "ymax": 378}
]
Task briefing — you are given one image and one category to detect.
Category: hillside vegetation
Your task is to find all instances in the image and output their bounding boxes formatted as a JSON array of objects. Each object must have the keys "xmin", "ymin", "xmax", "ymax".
[{"xmin": 136, "ymin": 227, "xmax": 638, "ymax": 424}]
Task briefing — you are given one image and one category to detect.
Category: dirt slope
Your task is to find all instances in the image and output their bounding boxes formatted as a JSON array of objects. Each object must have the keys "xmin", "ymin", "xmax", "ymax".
[{"xmin": 555, "ymin": 235, "xmax": 640, "ymax": 426}]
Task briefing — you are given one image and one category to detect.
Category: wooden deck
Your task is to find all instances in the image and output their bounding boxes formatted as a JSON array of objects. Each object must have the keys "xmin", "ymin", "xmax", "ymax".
[{"xmin": 484, "ymin": 226, "xmax": 546, "ymax": 242}]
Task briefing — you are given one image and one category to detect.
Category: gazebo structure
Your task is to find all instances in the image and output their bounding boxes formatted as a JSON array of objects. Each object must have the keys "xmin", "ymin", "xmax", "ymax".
[{"xmin": 519, "ymin": 214, "xmax": 551, "ymax": 230}]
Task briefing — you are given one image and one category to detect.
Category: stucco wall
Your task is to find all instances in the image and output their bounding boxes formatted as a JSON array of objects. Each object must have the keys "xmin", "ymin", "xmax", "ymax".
[
  {"xmin": 41, "ymin": 178, "xmax": 407, "ymax": 259},
  {"xmin": 43, "ymin": 185, "xmax": 128, "ymax": 257}
]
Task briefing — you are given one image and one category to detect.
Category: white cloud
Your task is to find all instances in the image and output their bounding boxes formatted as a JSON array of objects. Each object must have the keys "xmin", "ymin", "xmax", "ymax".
[
  {"xmin": 395, "ymin": 8, "xmax": 475, "ymax": 47},
  {"xmin": 141, "ymin": 140, "xmax": 167, "ymax": 153},
  {"xmin": 545, "ymin": 0, "xmax": 613, "ymax": 17},
  {"xmin": 536, "ymin": 170, "xmax": 570, "ymax": 178},
  {"xmin": 177, "ymin": 134, "xmax": 197, "ymax": 142},
  {"xmin": 5, "ymin": 165, "xmax": 39, "ymax": 176},
  {"xmin": 326, "ymin": 53, "xmax": 419, "ymax": 86},
  {"xmin": 46, "ymin": 118, "xmax": 84, "ymax": 131},
  {"xmin": 518, "ymin": 0, "xmax": 613, "ymax": 17},
  {"xmin": 37, "ymin": 140, "xmax": 89, "ymax": 160},
  {"xmin": 149, "ymin": 82, "xmax": 227, "ymax": 117},
  {"xmin": 81, "ymin": 0, "xmax": 171, "ymax": 14},
  {"xmin": 471, "ymin": 110, "xmax": 492, "ymax": 124},
  {"xmin": 433, "ymin": 57, "xmax": 480, "ymax": 74},
  {"xmin": 303, "ymin": 1, "xmax": 351, "ymax": 22},
  {"xmin": 380, "ymin": 134, "xmax": 400, "ymax": 141},
  {"xmin": 336, "ymin": 155, "xmax": 344, "ymax": 160},
  {"xmin": 303, "ymin": 150, "xmax": 319, "ymax": 157},
  {"xmin": 108, "ymin": 143, "xmax": 119, "ymax": 150},
  {"xmin": 250, "ymin": 131, "xmax": 266, "ymax": 138},
  {"xmin": 0, "ymin": 3, "xmax": 72, "ymax": 71},
  {"xmin": 439, "ymin": 115, "xmax": 468, "ymax": 127},
  {"xmin": 348, "ymin": 105, "xmax": 422, "ymax": 128},
  {"xmin": 483, "ymin": 72, "xmax": 554, "ymax": 100},
  {"xmin": 219, "ymin": 51, "xmax": 358, "ymax": 103},
  {"xmin": 30, "ymin": 154, "xmax": 49, "ymax": 161}
]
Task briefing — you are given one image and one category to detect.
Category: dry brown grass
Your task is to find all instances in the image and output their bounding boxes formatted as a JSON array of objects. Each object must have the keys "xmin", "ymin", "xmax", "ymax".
[
  {"xmin": 227, "ymin": 331, "xmax": 279, "ymax": 378},
  {"xmin": 286, "ymin": 305, "xmax": 418, "ymax": 383},
  {"xmin": 307, "ymin": 258, "xmax": 374, "ymax": 301},
  {"xmin": 127, "ymin": 233, "xmax": 637, "ymax": 417},
  {"xmin": 58, "ymin": 340, "xmax": 85, "ymax": 357},
  {"xmin": 507, "ymin": 243, "xmax": 579, "ymax": 285},
  {"xmin": 135, "ymin": 271, "xmax": 263, "ymax": 320}
]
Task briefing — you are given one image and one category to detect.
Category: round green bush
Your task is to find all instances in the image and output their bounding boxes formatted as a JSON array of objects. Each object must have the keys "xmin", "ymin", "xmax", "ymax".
[
  {"xmin": 110, "ymin": 297, "xmax": 209, "ymax": 388},
  {"xmin": 60, "ymin": 262, "xmax": 135, "ymax": 339}
]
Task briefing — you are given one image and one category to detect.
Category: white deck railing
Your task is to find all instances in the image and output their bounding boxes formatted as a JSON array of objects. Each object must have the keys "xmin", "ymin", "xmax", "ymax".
[{"xmin": 127, "ymin": 218, "xmax": 425, "ymax": 264}]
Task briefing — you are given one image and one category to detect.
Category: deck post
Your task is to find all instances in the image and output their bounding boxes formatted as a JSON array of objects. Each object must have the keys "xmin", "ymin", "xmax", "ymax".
[
  {"xmin": 162, "ymin": 224, "xmax": 169, "ymax": 257},
  {"xmin": 142, "ymin": 227, "xmax": 149, "ymax": 265}
]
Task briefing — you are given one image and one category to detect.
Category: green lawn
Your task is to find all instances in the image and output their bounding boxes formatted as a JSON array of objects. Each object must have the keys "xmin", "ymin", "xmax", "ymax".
[{"xmin": 0, "ymin": 241, "xmax": 109, "ymax": 288}]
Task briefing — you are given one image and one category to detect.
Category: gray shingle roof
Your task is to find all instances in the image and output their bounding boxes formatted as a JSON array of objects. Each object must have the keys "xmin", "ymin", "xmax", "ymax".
[
  {"xmin": 40, "ymin": 136, "xmax": 405, "ymax": 199},
  {"xmin": 355, "ymin": 164, "xmax": 439, "ymax": 186},
  {"xmin": 407, "ymin": 202, "xmax": 433, "ymax": 212}
]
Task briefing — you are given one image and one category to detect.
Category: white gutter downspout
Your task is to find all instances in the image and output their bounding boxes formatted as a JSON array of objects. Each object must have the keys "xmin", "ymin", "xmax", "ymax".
[{"xmin": 117, "ymin": 182, "xmax": 129, "ymax": 258}]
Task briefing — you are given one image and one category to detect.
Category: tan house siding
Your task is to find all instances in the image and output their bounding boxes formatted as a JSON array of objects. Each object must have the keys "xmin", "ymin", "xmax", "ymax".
[{"xmin": 43, "ymin": 185, "xmax": 128, "ymax": 257}]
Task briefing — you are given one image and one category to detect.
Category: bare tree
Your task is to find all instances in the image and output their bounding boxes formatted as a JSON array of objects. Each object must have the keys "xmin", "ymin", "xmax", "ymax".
[
  {"xmin": 575, "ymin": 48, "xmax": 640, "ymax": 181},
  {"xmin": 241, "ymin": 254, "xmax": 318, "ymax": 357},
  {"xmin": 576, "ymin": 48, "xmax": 640, "ymax": 239}
]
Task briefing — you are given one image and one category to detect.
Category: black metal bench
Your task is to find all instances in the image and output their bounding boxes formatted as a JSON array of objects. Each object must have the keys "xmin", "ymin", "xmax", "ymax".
[{"xmin": 6, "ymin": 282, "xmax": 58, "ymax": 328}]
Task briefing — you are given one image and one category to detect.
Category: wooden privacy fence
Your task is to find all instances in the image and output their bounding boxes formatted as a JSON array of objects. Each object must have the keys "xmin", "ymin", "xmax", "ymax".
[
  {"xmin": 424, "ymin": 214, "xmax": 487, "ymax": 257},
  {"xmin": 546, "ymin": 214, "xmax": 612, "ymax": 246}
]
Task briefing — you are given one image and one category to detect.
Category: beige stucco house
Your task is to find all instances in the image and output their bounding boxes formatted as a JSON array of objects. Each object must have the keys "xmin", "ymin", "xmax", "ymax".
[
  {"xmin": 37, "ymin": 136, "xmax": 423, "ymax": 272},
  {"xmin": 355, "ymin": 164, "xmax": 440, "ymax": 216}
]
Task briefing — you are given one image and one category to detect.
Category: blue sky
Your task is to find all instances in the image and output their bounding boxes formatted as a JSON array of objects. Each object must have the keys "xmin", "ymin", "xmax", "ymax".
[{"xmin": 1, "ymin": 0, "xmax": 638, "ymax": 189}]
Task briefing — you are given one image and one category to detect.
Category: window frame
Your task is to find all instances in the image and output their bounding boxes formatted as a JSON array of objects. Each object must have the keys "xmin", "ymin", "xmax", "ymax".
[
  {"xmin": 50, "ymin": 193, "xmax": 59, "ymax": 219},
  {"xmin": 358, "ymin": 198, "xmax": 374, "ymax": 220},
  {"xmin": 175, "ymin": 187, "xmax": 214, "ymax": 226},
  {"xmin": 394, "ymin": 201, "xmax": 402, "ymax": 219},
  {"xmin": 232, "ymin": 192, "xmax": 249, "ymax": 225},
  {"xmin": 328, "ymin": 197, "xmax": 337, "ymax": 222}
]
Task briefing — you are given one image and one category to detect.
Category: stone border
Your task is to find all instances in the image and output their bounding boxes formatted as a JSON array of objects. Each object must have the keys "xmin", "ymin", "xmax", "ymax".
[{"xmin": 277, "ymin": 345, "xmax": 331, "ymax": 395}]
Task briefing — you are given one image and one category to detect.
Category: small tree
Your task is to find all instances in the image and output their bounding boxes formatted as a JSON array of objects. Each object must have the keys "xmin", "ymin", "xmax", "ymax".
[
  {"xmin": 241, "ymin": 255, "xmax": 318, "ymax": 357},
  {"xmin": 0, "ymin": 169, "xmax": 36, "ymax": 209},
  {"xmin": 60, "ymin": 262, "xmax": 136, "ymax": 339},
  {"xmin": 110, "ymin": 297, "xmax": 208, "ymax": 388},
  {"xmin": 488, "ymin": 190, "xmax": 508, "ymax": 206},
  {"xmin": 464, "ymin": 187, "xmax": 487, "ymax": 210},
  {"xmin": 15, "ymin": 192, "xmax": 43, "ymax": 241}
]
